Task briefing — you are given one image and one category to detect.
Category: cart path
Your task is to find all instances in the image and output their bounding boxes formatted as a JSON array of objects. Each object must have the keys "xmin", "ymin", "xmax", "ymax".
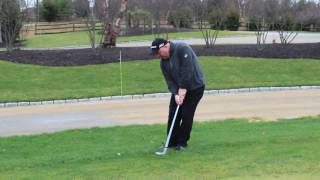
[
  {"xmin": 16, "ymin": 32, "xmax": 320, "ymax": 50},
  {"xmin": 0, "ymin": 89, "xmax": 319, "ymax": 136},
  {"xmin": 117, "ymin": 32, "xmax": 320, "ymax": 47}
]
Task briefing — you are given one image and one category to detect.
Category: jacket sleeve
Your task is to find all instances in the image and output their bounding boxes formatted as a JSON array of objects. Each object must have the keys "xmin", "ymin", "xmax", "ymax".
[
  {"xmin": 177, "ymin": 45, "xmax": 194, "ymax": 89},
  {"xmin": 161, "ymin": 63, "xmax": 178, "ymax": 95}
]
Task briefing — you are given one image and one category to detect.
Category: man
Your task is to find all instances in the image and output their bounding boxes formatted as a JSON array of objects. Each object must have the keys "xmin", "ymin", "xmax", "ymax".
[{"xmin": 150, "ymin": 38, "xmax": 205, "ymax": 151}]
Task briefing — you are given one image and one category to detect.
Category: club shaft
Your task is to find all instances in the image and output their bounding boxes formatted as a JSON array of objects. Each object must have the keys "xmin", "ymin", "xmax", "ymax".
[{"xmin": 163, "ymin": 105, "xmax": 180, "ymax": 154}]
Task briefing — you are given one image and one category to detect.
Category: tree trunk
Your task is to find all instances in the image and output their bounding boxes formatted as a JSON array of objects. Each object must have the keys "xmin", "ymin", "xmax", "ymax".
[
  {"xmin": 237, "ymin": 0, "xmax": 246, "ymax": 20},
  {"xmin": 0, "ymin": 0, "xmax": 1, "ymax": 43},
  {"xmin": 0, "ymin": 0, "xmax": 2, "ymax": 44},
  {"xmin": 0, "ymin": 24, "xmax": 2, "ymax": 44},
  {"xmin": 102, "ymin": 0, "xmax": 128, "ymax": 48}
]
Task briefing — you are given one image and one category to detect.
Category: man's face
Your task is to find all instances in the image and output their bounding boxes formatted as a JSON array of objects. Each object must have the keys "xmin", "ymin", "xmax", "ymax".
[{"xmin": 156, "ymin": 43, "xmax": 170, "ymax": 60}]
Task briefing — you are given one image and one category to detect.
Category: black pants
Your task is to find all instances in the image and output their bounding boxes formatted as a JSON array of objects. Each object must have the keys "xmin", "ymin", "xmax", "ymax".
[{"xmin": 167, "ymin": 86, "xmax": 204, "ymax": 147}]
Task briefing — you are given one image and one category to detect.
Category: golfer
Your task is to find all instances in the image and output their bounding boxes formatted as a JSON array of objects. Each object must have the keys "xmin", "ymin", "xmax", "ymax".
[{"xmin": 150, "ymin": 38, "xmax": 205, "ymax": 151}]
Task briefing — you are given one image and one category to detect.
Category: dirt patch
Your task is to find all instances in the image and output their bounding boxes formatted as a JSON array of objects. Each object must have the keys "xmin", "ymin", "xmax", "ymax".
[{"xmin": 0, "ymin": 43, "xmax": 319, "ymax": 66}]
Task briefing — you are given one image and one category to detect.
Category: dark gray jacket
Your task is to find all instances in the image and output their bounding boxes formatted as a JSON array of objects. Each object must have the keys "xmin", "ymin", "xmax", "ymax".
[{"xmin": 160, "ymin": 42, "xmax": 205, "ymax": 95}]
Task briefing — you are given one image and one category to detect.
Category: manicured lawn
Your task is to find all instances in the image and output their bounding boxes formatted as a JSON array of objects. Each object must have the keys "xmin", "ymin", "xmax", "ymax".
[
  {"xmin": 1, "ymin": 56, "xmax": 320, "ymax": 102},
  {"xmin": 24, "ymin": 30, "xmax": 252, "ymax": 48},
  {"xmin": 0, "ymin": 116, "xmax": 320, "ymax": 179}
]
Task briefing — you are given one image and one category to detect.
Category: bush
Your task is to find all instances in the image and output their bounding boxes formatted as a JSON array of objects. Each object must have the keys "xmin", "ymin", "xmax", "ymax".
[
  {"xmin": 247, "ymin": 21, "xmax": 258, "ymax": 31},
  {"xmin": 41, "ymin": 0, "xmax": 58, "ymax": 21},
  {"xmin": 208, "ymin": 9, "xmax": 224, "ymax": 30},
  {"xmin": 41, "ymin": 0, "xmax": 72, "ymax": 22},
  {"xmin": 223, "ymin": 11, "xmax": 240, "ymax": 31}
]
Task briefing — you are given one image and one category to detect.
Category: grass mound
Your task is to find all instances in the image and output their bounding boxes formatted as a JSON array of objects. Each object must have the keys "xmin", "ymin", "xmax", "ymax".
[
  {"xmin": 1, "ymin": 57, "xmax": 320, "ymax": 102},
  {"xmin": 1, "ymin": 116, "xmax": 320, "ymax": 179}
]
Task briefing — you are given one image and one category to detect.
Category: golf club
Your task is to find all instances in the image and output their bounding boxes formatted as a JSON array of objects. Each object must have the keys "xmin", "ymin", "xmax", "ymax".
[{"xmin": 155, "ymin": 105, "xmax": 180, "ymax": 156}]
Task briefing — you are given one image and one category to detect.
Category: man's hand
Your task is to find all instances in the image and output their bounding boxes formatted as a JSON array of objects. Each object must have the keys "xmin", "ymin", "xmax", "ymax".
[
  {"xmin": 175, "ymin": 88, "xmax": 187, "ymax": 105},
  {"xmin": 178, "ymin": 88, "xmax": 187, "ymax": 97},
  {"xmin": 175, "ymin": 95, "xmax": 182, "ymax": 105}
]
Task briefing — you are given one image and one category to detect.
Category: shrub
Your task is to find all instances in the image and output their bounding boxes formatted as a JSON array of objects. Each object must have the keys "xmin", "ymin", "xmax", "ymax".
[
  {"xmin": 208, "ymin": 9, "xmax": 224, "ymax": 30},
  {"xmin": 41, "ymin": 0, "xmax": 72, "ymax": 22},
  {"xmin": 223, "ymin": 11, "xmax": 240, "ymax": 31}
]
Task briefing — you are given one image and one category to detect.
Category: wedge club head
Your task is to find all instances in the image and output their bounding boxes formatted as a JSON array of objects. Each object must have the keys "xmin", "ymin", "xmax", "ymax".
[
  {"xmin": 155, "ymin": 105, "xmax": 180, "ymax": 156},
  {"xmin": 155, "ymin": 148, "xmax": 168, "ymax": 156}
]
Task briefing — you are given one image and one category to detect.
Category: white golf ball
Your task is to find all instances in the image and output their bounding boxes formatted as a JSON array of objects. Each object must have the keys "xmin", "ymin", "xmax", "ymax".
[{"xmin": 117, "ymin": 153, "xmax": 121, "ymax": 156}]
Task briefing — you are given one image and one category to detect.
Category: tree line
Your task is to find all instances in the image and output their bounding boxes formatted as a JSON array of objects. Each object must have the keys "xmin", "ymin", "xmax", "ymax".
[
  {"xmin": 1, "ymin": 0, "xmax": 319, "ymax": 51},
  {"xmin": 35, "ymin": 0, "xmax": 320, "ymax": 30}
]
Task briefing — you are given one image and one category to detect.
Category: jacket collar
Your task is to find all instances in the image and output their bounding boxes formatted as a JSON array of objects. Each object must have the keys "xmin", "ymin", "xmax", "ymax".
[{"xmin": 169, "ymin": 42, "xmax": 175, "ymax": 58}]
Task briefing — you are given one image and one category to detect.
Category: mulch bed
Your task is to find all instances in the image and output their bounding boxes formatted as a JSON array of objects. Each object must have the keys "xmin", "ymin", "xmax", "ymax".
[{"xmin": 0, "ymin": 43, "xmax": 319, "ymax": 66}]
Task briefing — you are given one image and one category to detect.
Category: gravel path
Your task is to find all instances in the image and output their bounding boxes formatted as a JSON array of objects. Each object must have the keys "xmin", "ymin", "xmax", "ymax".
[
  {"xmin": 116, "ymin": 32, "xmax": 320, "ymax": 47},
  {"xmin": 1, "ymin": 89, "xmax": 319, "ymax": 137},
  {"xmin": 16, "ymin": 32, "xmax": 320, "ymax": 50}
]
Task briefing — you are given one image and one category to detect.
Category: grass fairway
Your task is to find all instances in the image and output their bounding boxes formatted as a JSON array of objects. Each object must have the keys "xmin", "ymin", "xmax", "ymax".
[
  {"xmin": 24, "ymin": 30, "xmax": 252, "ymax": 48},
  {"xmin": 0, "ymin": 117, "xmax": 320, "ymax": 179},
  {"xmin": 1, "ymin": 56, "xmax": 320, "ymax": 102}
]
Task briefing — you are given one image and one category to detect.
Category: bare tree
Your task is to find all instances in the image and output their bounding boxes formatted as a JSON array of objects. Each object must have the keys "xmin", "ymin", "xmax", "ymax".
[
  {"xmin": 77, "ymin": 0, "xmax": 129, "ymax": 49},
  {"xmin": 73, "ymin": 0, "xmax": 90, "ymax": 18},
  {"xmin": 86, "ymin": 0, "xmax": 97, "ymax": 49},
  {"xmin": 164, "ymin": 0, "xmax": 175, "ymax": 26},
  {"xmin": 0, "ymin": 0, "xmax": 2, "ymax": 44},
  {"xmin": 77, "ymin": 0, "xmax": 99, "ymax": 50},
  {"xmin": 201, "ymin": 27, "xmax": 219, "ymax": 48},
  {"xmin": 0, "ymin": 0, "xmax": 23, "ymax": 52},
  {"xmin": 294, "ymin": 0, "xmax": 320, "ymax": 31},
  {"xmin": 237, "ymin": 0, "xmax": 249, "ymax": 30},
  {"xmin": 191, "ymin": 0, "xmax": 202, "ymax": 27},
  {"xmin": 199, "ymin": 0, "xmax": 225, "ymax": 48},
  {"xmin": 276, "ymin": 0, "xmax": 299, "ymax": 44},
  {"xmin": 247, "ymin": 0, "xmax": 271, "ymax": 49},
  {"xmin": 0, "ymin": 25, "xmax": 2, "ymax": 44},
  {"xmin": 101, "ymin": 0, "xmax": 128, "ymax": 48},
  {"xmin": 149, "ymin": 0, "xmax": 169, "ymax": 39},
  {"xmin": 166, "ymin": 0, "xmax": 187, "ymax": 32},
  {"xmin": 79, "ymin": 0, "xmax": 120, "ymax": 50},
  {"xmin": 255, "ymin": 21, "xmax": 269, "ymax": 47},
  {"xmin": 277, "ymin": 27, "xmax": 299, "ymax": 44},
  {"xmin": 19, "ymin": 0, "xmax": 34, "ymax": 42},
  {"xmin": 237, "ymin": 0, "xmax": 248, "ymax": 20}
]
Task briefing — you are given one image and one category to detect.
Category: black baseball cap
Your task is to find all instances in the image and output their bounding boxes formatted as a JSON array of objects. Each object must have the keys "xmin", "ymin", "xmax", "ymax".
[{"xmin": 150, "ymin": 38, "xmax": 168, "ymax": 55}]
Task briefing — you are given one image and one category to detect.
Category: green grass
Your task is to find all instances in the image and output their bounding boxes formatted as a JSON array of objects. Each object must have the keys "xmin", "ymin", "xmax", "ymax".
[
  {"xmin": 24, "ymin": 30, "xmax": 252, "ymax": 48},
  {"xmin": 1, "ymin": 56, "xmax": 320, "ymax": 102},
  {"xmin": 0, "ymin": 116, "xmax": 320, "ymax": 179}
]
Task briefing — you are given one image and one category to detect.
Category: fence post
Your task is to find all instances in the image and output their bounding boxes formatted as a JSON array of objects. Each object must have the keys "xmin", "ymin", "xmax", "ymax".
[
  {"xmin": 0, "ymin": 24, "xmax": 2, "ymax": 43},
  {"xmin": 143, "ymin": 18, "xmax": 146, "ymax": 35},
  {"xmin": 35, "ymin": 23, "xmax": 37, "ymax": 35},
  {"xmin": 73, "ymin": 23, "xmax": 75, "ymax": 32}
]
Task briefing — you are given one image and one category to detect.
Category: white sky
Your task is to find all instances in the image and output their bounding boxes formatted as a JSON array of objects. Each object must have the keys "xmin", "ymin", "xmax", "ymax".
[
  {"xmin": 25, "ymin": 0, "xmax": 319, "ymax": 8},
  {"xmin": 26, "ymin": 0, "xmax": 41, "ymax": 8}
]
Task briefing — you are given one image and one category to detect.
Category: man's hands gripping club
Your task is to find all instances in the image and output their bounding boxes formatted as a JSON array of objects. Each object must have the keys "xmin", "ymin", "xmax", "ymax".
[{"xmin": 175, "ymin": 88, "xmax": 187, "ymax": 105}]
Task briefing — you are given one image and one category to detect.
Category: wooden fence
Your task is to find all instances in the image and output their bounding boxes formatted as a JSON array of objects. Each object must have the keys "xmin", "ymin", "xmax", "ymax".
[
  {"xmin": 21, "ymin": 21, "xmax": 319, "ymax": 36},
  {"xmin": 34, "ymin": 21, "xmax": 103, "ymax": 35},
  {"xmin": 23, "ymin": 21, "xmax": 175, "ymax": 36}
]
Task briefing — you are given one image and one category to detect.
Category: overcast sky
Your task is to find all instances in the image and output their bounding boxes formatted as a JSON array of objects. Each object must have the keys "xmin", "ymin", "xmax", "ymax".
[{"xmin": 25, "ymin": 0, "xmax": 319, "ymax": 8}]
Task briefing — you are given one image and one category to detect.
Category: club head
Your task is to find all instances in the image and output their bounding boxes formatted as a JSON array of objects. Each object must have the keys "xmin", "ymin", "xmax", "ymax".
[
  {"xmin": 155, "ymin": 148, "xmax": 168, "ymax": 156},
  {"xmin": 155, "ymin": 151, "xmax": 166, "ymax": 156}
]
